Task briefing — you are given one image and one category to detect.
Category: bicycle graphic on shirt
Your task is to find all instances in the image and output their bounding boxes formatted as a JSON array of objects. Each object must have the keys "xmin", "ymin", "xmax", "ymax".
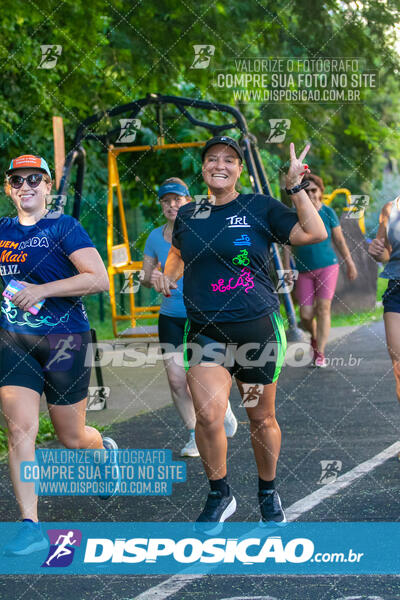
[{"xmin": 232, "ymin": 249, "xmax": 250, "ymax": 267}]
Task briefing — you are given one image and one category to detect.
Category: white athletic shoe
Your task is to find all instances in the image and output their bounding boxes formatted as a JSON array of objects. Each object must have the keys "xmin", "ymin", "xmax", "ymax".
[
  {"xmin": 224, "ymin": 402, "xmax": 238, "ymax": 438},
  {"xmin": 99, "ymin": 436, "xmax": 120, "ymax": 499},
  {"xmin": 180, "ymin": 435, "xmax": 200, "ymax": 458}
]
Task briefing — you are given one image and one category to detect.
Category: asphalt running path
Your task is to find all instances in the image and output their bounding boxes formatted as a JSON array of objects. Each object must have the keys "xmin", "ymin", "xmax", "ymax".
[
  {"xmin": 133, "ymin": 442, "xmax": 400, "ymax": 600},
  {"xmin": 0, "ymin": 320, "xmax": 399, "ymax": 599}
]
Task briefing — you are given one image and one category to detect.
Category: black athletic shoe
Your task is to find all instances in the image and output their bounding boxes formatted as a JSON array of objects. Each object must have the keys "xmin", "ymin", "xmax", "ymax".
[
  {"xmin": 194, "ymin": 490, "xmax": 236, "ymax": 535},
  {"xmin": 258, "ymin": 490, "xmax": 287, "ymax": 526},
  {"xmin": 99, "ymin": 436, "xmax": 120, "ymax": 500}
]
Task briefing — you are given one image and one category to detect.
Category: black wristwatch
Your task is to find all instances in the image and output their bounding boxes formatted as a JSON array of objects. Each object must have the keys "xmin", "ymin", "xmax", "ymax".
[{"xmin": 285, "ymin": 180, "xmax": 310, "ymax": 195}]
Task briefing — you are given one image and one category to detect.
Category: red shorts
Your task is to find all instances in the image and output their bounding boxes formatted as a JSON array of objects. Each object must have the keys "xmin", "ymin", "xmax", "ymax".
[{"xmin": 295, "ymin": 263, "xmax": 339, "ymax": 306}]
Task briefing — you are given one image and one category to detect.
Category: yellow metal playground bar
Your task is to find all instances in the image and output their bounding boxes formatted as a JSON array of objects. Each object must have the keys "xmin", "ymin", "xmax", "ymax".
[{"xmin": 107, "ymin": 141, "xmax": 206, "ymax": 338}]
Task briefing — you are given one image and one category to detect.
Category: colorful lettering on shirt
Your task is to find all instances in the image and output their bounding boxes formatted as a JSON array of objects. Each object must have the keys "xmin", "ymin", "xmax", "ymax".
[
  {"xmin": 1, "ymin": 297, "xmax": 70, "ymax": 329},
  {"xmin": 211, "ymin": 267, "xmax": 255, "ymax": 294},
  {"xmin": 232, "ymin": 249, "xmax": 250, "ymax": 266},
  {"xmin": 19, "ymin": 236, "xmax": 50, "ymax": 250},
  {"xmin": 0, "ymin": 241, "xmax": 19, "ymax": 249},
  {"xmin": 0, "ymin": 250, "xmax": 27, "ymax": 263},
  {"xmin": 0, "ymin": 264, "xmax": 20, "ymax": 276},
  {"xmin": 233, "ymin": 234, "xmax": 251, "ymax": 246},
  {"xmin": 226, "ymin": 215, "xmax": 250, "ymax": 228},
  {"xmin": 0, "ymin": 236, "xmax": 50, "ymax": 250}
]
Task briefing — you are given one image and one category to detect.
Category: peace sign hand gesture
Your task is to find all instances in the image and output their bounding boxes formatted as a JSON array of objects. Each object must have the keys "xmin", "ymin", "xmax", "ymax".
[{"xmin": 285, "ymin": 143, "xmax": 311, "ymax": 190}]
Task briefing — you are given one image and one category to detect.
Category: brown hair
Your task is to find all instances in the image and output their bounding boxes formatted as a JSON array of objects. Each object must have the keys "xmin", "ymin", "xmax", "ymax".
[
  {"xmin": 303, "ymin": 173, "xmax": 324, "ymax": 193},
  {"xmin": 159, "ymin": 177, "xmax": 192, "ymax": 201}
]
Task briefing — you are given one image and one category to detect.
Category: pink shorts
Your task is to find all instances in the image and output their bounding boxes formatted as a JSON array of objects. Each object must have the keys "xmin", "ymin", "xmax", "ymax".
[{"xmin": 295, "ymin": 263, "xmax": 339, "ymax": 306}]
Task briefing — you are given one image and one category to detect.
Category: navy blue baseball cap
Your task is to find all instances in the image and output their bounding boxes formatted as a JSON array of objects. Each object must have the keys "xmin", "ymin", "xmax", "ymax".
[
  {"xmin": 201, "ymin": 136, "xmax": 244, "ymax": 162},
  {"xmin": 158, "ymin": 181, "xmax": 190, "ymax": 199}
]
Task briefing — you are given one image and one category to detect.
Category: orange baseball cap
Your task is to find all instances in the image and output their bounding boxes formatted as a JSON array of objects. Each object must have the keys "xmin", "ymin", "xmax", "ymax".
[{"xmin": 6, "ymin": 155, "xmax": 52, "ymax": 178}]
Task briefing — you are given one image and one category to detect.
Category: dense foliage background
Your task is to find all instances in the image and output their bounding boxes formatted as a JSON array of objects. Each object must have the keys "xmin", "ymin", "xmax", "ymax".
[{"xmin": 1, "ymin": 0, "xmax": 400, "ymax": 332}]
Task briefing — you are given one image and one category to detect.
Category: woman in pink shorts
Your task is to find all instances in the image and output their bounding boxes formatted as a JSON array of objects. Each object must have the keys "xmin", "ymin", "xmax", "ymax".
[{"xmin": 284, "ymin": 173, "xmax": 357, "ymax": 367}]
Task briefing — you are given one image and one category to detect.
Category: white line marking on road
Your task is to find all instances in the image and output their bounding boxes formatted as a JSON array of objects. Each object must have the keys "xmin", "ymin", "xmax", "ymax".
[
  {"xmin": 286, "ymin": 440, "xmax": 400, "ymax": 521},
  {"xmin": 134, "ymin": 440, "xmax": 400, "ymax": 600},
  {"xmin": 133, "ymin": 574, "xmax": 203, "ymax": 599}
]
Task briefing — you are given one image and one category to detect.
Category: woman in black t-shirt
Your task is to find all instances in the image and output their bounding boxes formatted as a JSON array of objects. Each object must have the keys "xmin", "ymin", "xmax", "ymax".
[{"xmin": 153, "ymin": 136, "xmax": 327, "ymax": 532}]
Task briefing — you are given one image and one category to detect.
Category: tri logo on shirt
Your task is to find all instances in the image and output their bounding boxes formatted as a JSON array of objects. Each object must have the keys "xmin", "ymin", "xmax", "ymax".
[{"xmin": 225, "ymin": 215, "xmax": 250, "ymax": 228}]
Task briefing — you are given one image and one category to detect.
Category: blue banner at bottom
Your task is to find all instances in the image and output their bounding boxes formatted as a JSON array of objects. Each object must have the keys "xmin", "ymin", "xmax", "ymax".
[{"xmin": 0, "ymin": 522, "xmax": 398, "ymax": 575}]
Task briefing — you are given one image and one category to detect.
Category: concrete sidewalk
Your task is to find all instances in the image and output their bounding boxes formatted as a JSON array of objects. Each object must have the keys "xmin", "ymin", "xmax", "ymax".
[{"xmin": 39, "ymin": 324, "xmax": 360, "ymax": 427}]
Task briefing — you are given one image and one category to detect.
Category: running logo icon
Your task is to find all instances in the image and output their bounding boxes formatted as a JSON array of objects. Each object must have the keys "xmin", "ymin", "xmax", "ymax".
[
  {"xmin": 346, "ymin": 195, "xmax": 370, "ymax": 219},
  {"xmin": 120, "ymin": 269, "xmax": 145, "ymax": 294},
  {"xmin": 276, "ymin": 269, "xmax": 299, "ymax": 293},
  {"xmin": 116, "ymin": 119, "xmax": 141, "ymax": 144},
  {"xmin": 190, "ymin": 45, "xmax": 215, "ymax": 69},
  {"xmin": 45, "ymin": 194, "xmax": 67, "ymax": 218},
  {"xmin": 191, "ymin": 195, "xmax": 215, "ymax": 219},
  {"xmin": 44, "ymin": 334, "xmax": 81, "ymax": 372},
  {"xmin": 87, "ymin": 386, "xmax": 110, "ymax": 411},
  {"xmin": 38, "ymin": 45, "xmax": 62, "ymax": 69},
  {"xmin": 318, "ymin": 460, "xmax": 342, "ymax": 485},
  {"xmin": 42, "ymin": 529, "xmax": 82, "ymax": 568},
  {"xmin": 266, "ymin": 119, "xmax": 291, "ymax": 143},
  {"xmin": 240, "ymin": 384, "xmax": 264, "ymax": 407}
]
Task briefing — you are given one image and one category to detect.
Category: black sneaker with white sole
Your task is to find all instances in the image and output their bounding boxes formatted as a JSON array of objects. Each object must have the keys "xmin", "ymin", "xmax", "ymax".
[
  {"xmin": 194, "ymin": 490, "xmax": 237, "ymax": 535},
  {"xmin": 258, "ymin": 490, "xmax": 287, "ymax": 526},
  {"xmin": 99, "ymin": 436, "xmax": 121, "ymax": 500}
]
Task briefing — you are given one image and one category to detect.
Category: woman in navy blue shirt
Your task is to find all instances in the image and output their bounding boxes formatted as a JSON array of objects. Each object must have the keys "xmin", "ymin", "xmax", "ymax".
[
  {"xmin": 153, "ymin": 137, "xmax": 327, "ymax": 532},
  {"xmin": 0, "ymin": 155, "xmax": 115, "ymax": 556}
]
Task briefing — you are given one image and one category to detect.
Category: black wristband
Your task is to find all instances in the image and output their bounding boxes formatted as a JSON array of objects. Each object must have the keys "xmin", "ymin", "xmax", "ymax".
[{"xmin": 285, "ymin": 180, "xmax": 310, "ymax": 196}]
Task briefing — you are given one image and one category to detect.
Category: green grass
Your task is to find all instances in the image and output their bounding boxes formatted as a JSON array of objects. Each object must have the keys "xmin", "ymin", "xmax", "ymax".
[
  {"xmin": 330, "ymin": 306, "xmax": 383, "ymax": 328},
  {"xmin": 89, "ymin": 315, "xmax": 158, "ymax": 341},
  {"xmin": 331, "ymin": 275, "xmax": 387, "ymax": 328}
]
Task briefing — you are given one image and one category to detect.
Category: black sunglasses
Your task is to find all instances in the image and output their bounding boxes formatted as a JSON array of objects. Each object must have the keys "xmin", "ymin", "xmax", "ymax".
[{"xmin": 8, "ymin": 173, "xmax": 44, "ymax": 189}]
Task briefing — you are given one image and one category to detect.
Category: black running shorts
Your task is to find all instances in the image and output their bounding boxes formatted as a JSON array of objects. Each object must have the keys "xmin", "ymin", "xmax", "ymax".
[
  {"xmin": 0, "ymin": 329, "xmax": 92, "ymax": 405},
  {"xmin": 157, "ymin": 313, "xmax": 187, "ymax": 349},
  {"xmin": 182, "ymin": 312, "xmax": 286, "ymax": 385},
  {"xmin": 382, "ymin": 279, "xmax": 400, "ymax": 314}
]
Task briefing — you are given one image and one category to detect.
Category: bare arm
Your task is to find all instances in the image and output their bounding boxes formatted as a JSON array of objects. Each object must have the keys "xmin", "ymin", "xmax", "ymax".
[
  {"xmin": 153, "ymin": 246, "xmax": 184, "ymax": 297},
  {"xmin": 368, "ymin": 201, "xmax": 392, "ymax": 263},
  {"xmin": 289, "ymin": 195, "xmax": 327, "ymax": 246},
  {"xmin": 164, "ymin": 246, "xmax": 184, "ymax": 282},
  {"xmin": 331, "ymin": 225, "xmax": 358, "ymax": 280},
  {"xmin": 141, "ymin": 254, "xmax": 158, "ymax": 288},
  {"xmin": 44, "ymin": 247, "xmax": 110, "ymax": 296},
  {"xmin": 12, "ymin": 247, "xmax": 109, "ymax": 311},
  {"xmin": 282, "ymin": 245, "xmax": 292, "ymax": 270},
  {"xmin": 331, "ymin": 226, "xmax": 352, "ymax": 261},
  {"xmin": 285, "ymin": 143, "xmax": 327, "ymax": 246}
]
